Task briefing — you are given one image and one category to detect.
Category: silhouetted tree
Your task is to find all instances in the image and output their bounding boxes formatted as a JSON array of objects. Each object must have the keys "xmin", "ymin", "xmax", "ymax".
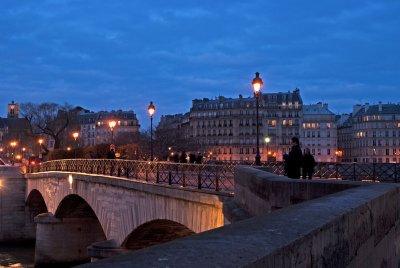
[{"xmin": 20, "ymin": 102, "xmax": 75, "ymax": 149}]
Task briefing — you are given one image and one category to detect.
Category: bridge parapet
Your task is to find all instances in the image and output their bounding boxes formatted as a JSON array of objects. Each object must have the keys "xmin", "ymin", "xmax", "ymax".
[{"xmin": 79, "ymin": 167, "xmax": 400, "ymax": 267}]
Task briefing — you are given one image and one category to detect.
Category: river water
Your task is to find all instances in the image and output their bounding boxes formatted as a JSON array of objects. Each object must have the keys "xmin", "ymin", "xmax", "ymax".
[{"xmin": 0, "ymin": 241, "xmax": 35, "ymax": 268}]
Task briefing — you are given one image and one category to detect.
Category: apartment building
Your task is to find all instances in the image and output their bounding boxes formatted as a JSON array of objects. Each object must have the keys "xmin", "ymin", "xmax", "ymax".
[
  {"xmin": 302, "ymin": 103, "xmax": 338, "ymax": 162},
  {"xmin": 189, "ymin": 89, "xmax": 303, "ymax": 161}
]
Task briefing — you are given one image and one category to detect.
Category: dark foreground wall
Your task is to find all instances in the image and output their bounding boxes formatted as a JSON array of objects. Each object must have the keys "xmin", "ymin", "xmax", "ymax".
[
  {"xmin": 79, "ymin": 167, "xmax": 400, "ymax": 268},
  {"xmin": 0, "ymin": 166, "xmax": 29, "ymax": 241}
]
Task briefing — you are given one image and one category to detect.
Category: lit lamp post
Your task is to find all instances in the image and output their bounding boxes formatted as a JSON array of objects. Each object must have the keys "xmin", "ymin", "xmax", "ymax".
[
  {"xmin": 72, "ymin": 132, "xmax": 79, "ymax": 159},
  {"xmin": 252, "ymin": 72, "xmax": 263, "ymax": 166},
  {"xmin": 108, "ymin": 120, "xmax": 117, "ymax": 144},
  {"xmin": 148, "ymin": 101, "xmax": 155, "ymax": 161},
  {"xmin": 10, "ymin": 141, "xmax": 17, "ymax": 166},
  {"xmin": 264, "ymin": 137, "xmax": 271, "ymax": 162},
  {"xmin": 38, "ymin": 139, "xmax": 43, "ymax": 161}
]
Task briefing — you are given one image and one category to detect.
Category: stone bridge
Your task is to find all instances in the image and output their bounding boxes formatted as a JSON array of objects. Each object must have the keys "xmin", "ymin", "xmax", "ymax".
[
  {"xmin": 25, "ymin": 170, "xmax": 232, "ymax": 266},
  {"xmin": 2, "ymin": 162, "xmax": 400, "ymax": 267}
]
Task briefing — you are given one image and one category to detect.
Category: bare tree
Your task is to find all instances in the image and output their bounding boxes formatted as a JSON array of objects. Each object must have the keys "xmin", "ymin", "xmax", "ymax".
[{"xmin": 20, "ymin": 102, "xmax": 73, "ymax": 149}]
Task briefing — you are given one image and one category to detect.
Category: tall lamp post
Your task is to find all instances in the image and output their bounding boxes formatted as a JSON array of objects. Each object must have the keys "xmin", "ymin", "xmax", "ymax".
[
  {"xmin": 108, "ymin": 120, "xmax": 116, "ymax": 144},
  {"xmin": 10, "ymin": 141, "xmax": 17, "ymax": 166},
  {"xmin": 252, "ymin": 72, "xmax": 263, "ymax": 166},
  {"xmin": 264, "ymin": 136, "xmax": 271, "ymax": 162},
  {"xmin": 148, "ymin": 101, "xmax": 156, "ymax": 161},
  {"xmin": 72, "ymin": 132, "xmax": 79, "ymax": 158},
  {"xmin": 38, "ymin": 139, "xmax": 43, "ymax": 161}
]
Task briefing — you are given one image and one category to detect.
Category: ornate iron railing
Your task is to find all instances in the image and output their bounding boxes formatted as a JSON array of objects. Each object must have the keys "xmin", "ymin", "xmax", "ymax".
[
  {"xmin": 205, "ymin": 160, "xmax": 400, "ymax": 183},
  {"xmin": 27, "ymin": 159, "xmax": 235, "ymax": 193},
  {"xmin": 27, "ymin": 159, "xmax": 400, "ymax": 194}
]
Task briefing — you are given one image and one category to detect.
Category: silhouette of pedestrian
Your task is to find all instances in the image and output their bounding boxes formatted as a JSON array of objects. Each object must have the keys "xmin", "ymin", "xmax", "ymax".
[
  {"xmin": 302, "ymin": 148, "xmax": 316, "ymax": 180},
  {"xmin": 286, "ymin": 137, "xmax": 303, "ymax": 179}
]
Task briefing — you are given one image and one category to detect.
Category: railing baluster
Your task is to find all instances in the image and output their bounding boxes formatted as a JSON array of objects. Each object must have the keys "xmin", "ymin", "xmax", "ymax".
[
  {"xmin": 198, "ymin": 167, "xmax": 202, "ymax": 189},
  {"xmin": 156, "ymin": 163, "xmax": 159, "ymax": 183}
]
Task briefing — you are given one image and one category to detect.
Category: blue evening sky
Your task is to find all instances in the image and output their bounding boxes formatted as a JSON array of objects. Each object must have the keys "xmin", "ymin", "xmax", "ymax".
[{"xmin": 0, "ymin": 0, "xmax": 399, "ymax": 128}]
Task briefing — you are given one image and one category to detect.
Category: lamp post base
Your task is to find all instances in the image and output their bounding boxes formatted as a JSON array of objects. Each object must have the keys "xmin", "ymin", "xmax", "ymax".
[{"xmin": 255, "ymin": 155, "xmax": 261, "ymax": 166}]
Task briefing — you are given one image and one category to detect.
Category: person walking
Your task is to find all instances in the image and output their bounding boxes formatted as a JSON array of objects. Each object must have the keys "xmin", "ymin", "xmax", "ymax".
[
  {"xmin": 286, "ymin": 137, "xmax": 303, "ymax": 179},
  {"xmin": 302, "ymin": 148, "xmax": 316, "ymax": 180}
]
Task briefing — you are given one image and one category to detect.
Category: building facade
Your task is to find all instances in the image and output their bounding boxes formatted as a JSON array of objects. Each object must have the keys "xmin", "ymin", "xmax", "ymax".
[
  {"xmin": 79, "ymin": 110, "xmax": 140, "ymax": 146},
  {"xmin": 189, "ymin": 89, "xmax": 303, "ymax": 161},
  {"xmin": 301, "ymin": 103, "xmax": 338, "ymax": 162},
  {"xmin": 346, "ymin": 103, "xmax": 400, "ymax": 163}
]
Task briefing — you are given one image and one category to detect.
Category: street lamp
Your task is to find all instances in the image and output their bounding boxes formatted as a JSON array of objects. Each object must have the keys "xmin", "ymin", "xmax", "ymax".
[
  {"xmin": 264, "ymin": 136, "xmax": 271, "ymax": 162},
  {"xmin": 72, "ymin": 132, "xmax": 79, "ymax": 159},
  {"xmin": 38, "ymin": 139, "xmax": 43, "ymax": 161},
  {"xmin": 252, "ymin": 72, "xmax": 263, "ymax": 166},
  {"xmin": 108, "ymin": 120, "xmax": 117, "ymax": 144},
  {"xmin": 148, "ymin": 101, "xmax": 155, "ymax": 161},
  {"xmin": 10, "ymin": 141, "xmax": 17, "ymax": 166}
]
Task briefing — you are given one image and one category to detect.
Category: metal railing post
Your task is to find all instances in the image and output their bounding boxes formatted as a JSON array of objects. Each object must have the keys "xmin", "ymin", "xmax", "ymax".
[
  {"xmin": 335, "ymin": 163, "xmax": 339, "ymax": 180},
  {"xmin": 168, "ymin": 171, "xmax": 172, "ymax": 185},
  {"xmin": 182, "ymin": 168, "xmax": 186, "ymax": 188},
  {"xmin": 156, "ymin": 163, "xmax": 159, "ymax": 183},
  {"xmin": 198, "ymin": 169, "xmax": 202, "ymax": 189},
  {"xmin": 394, "ymin": 163, "xmax": 398, "ymax": 183},
  {"xmin": 126, "ymin": 167, "xmax": 130, "ymax": 179},
  {"xmin": 215, "ymin": 168, "xmax": 219, "ymax": 192},
  {"xmin": 373, "ymin": 163, "xmax": 376, "ymax": 182},
  {"xmin": 353, "ymin": 162, "xmax": 356, "ymax": 180}
]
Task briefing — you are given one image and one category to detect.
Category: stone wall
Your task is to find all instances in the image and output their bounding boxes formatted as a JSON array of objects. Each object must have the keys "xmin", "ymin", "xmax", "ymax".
[
  {"xmin": 0, "ymin": 167, "xmax": 28, "ymax": 241},
  {"xmin": 234, "ymin": 166, "xmax": 360, "ymax": 216},
  {"xmin": 79, "ymin": 167, "xmax": 400, "ymax": 267}
]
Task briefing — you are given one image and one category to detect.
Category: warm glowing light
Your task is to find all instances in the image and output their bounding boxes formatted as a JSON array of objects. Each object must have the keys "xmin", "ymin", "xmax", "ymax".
[
  {"xmin": 170, "ymin": 152, "xmax": 174, "ymax": 156},
  {"xmin": 72, "ymin": 132, "xmax": 79, "ymax": 140},
  {"xmin": 252, "ymin": 72, "xmax": 263, "ymax": 94},
  {"xmin": 268, "ymin": 151, "xmax": 272, "ymax": 155},
  {"xmin": 108, "ymin": 121, "xmax": 117, "ymax": 129},
  {"xmin": 0, "ymin": 148, "xmax": 3, "ymax": 152},
  {"xmin": 148, "ymin": 101, "xmax": 156, "ymax": 117},
  {"xmin": 22, "ymin": 147, "xmax": 26, "ymax": 152},
  {"xmin": 264, "ymin": 137, "xmax": 271, "ymax": 143},
  {"xmin": 10, "ymin": 141, "xmax": 17, "ymax": 147},
  {"xmin": 15, "ymin": 155, "xmax": 22, "ymax": 160},
  {"xmin": 30, "ymin": 161, "xmax": 36, "ymax": 165},
  {"xmin": 168, "ymin": 147, "xmax": 172, "ymax": 151},
  {"xmin": 335, "ymin": 150, "xmax": 343, "ymax": 157},
  {"xmin": 68, "ymin": 174, "xmax": 73, "ymax": 189},
  {"xmin": 38, "ymin": 139, "xmax": 43, "ymax": 145},
  {"xmin": 67, "ymin": 147, "xmax": 71, "ymax": 151}
]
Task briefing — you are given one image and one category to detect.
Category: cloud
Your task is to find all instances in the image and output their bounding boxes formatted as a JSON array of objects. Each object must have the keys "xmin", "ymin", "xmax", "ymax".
[{"xmin": 0, "ymin": 0, "xmax": 398, "ymax": 128}]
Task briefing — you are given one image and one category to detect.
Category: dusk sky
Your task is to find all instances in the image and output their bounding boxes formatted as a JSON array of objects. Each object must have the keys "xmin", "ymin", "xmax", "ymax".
[{"xmin": 0, "ymin": 0, "xmax": 399, "ymax": 128}]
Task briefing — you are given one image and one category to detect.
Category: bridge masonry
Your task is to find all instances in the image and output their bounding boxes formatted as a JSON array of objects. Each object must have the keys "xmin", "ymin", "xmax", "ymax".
[
  {"xmin": 0, "ymin": 166, "xmax": 33, "ymax": 241},
  {"xmin": 25, "ymin": 171, "xmax": 232, "ymax": 266}
]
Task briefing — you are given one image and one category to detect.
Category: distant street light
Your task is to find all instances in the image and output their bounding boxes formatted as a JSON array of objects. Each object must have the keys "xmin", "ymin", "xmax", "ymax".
[
  {"xmin": 148, "ymin": 101, "xmax": 156, "ymax": 161},
  {"xmin": 108, "ymin": 120, "xmax": 117, "ymax": 144},
  {"xmin": 252, "ymin": 72, "xmax": 263, "ymax": 166},
  {"xmin": 72, "ymin": 132, "xmax": 79, "ymax": 159},
  {"xmin": 38, "ymin": 139, "xmax": 43, "ymax": 161},
  {"xmin": 264, "ymin": 136, "xmax": 271, "ymax": 162},
  {"xmin": 10, "ymin": 141, "xmax": 17, "ymax": 166}
]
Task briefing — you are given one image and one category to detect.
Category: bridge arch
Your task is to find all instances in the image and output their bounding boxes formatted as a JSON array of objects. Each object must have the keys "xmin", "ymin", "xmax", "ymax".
[
  {"xmin": 26, "ymin": 189, "xmax": 48, "ymax": 239},
  {"xmin": 122, "ymin": 219, "xmax": 195, "ymax": 250},
  {"xmin": 55, "ymin": 194, "xmax": 99, "ymax": 219}
]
